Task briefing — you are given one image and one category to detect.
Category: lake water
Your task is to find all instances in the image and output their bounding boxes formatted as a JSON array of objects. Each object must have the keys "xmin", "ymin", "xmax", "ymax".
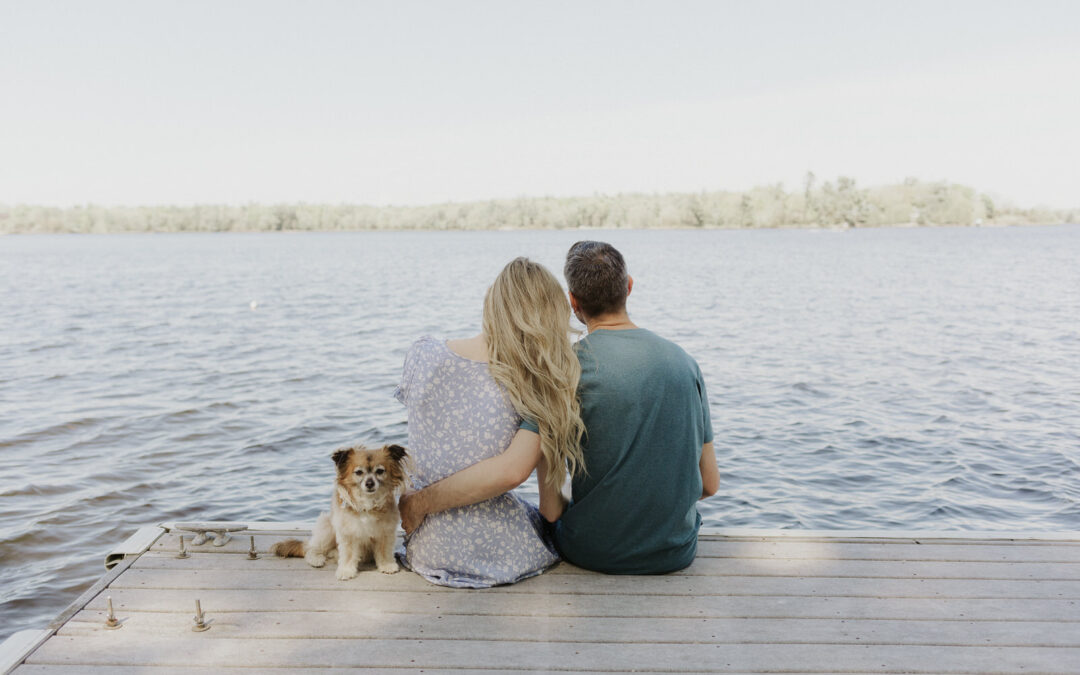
[{"xmin": 1, "ymin": 226, "xmax": 1078, "ymax": 640}]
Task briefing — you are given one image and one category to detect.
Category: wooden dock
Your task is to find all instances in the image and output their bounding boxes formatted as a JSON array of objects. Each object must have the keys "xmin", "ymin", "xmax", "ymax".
[{"xmin": 3, "ymin": 522, "xmax": 1079, "ymax": 674}]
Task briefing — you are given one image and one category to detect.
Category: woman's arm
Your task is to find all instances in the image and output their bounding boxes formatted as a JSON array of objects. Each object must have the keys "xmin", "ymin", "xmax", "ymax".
[
  {"xmin": 699, "ymin": 441, "xmax": 719, "ymax": 499},
  {"xmin": 536, "ymin": 454, "xmax": 567, "ymax": 523},
  {"xmin": 399, "ymin": 428, "xmax": 542, "ymax": 534}
]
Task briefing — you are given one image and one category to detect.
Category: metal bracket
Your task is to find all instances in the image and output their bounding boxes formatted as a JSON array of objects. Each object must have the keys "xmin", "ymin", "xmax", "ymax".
[
  {"xmin": 192, "ymin": 599, "xmax": 210, "ymax": 632},
  {"xmin": 103, "ymin": 597, "xmax": 121, "ymax": 630},
  {"xmin": 104, "ymin": 526, "xmax": 166, "ymax": 569}
]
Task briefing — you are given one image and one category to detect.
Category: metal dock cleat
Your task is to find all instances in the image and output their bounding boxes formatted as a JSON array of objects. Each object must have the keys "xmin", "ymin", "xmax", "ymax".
[{"xmin": 172, "ymin": 521, "xmax": 250, "ymax": 547}]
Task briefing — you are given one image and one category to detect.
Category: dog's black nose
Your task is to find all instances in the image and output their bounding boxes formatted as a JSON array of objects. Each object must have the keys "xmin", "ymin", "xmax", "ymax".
[{"xmin": 365, "ymin": 478, "xmax": 375, "ymax": 489}]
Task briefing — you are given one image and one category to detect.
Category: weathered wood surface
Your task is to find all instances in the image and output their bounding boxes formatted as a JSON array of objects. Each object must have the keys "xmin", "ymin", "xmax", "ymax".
[
  {"xmin": 21, "ymin": 636, "xmax": 1080, "ymax": 672},
  {"xmin": 105, "ymin": 565, "xmax": 1080, "ymax": 600},
  {"xmin": 13, "ymin": 670, "xmax": 775, "ymax": 675},
  {"xmin": 57, "ymin": 609, "xmax": 1080, "ymax": 646},
  {"xmin": 11, "ymin": 527, "xmax": 1080, "ymax": 674},
  {"xmin": 12, "ymin": 669, "xmax": 789, "ymax": 675},
  {"xmin": 150, "ymin": 532, "xmax": 1080, "ymax": 561},
  {"xmin": 133, "ymin": 549, "xmax": 1080, "ymax": 579},
  {"xmin": 82, "ymin": 588, "xmax": 1080, "ymax": 621}
]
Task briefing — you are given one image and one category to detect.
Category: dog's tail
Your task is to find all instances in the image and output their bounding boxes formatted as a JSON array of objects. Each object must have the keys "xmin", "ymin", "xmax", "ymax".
[{"xmin": 270, "ymin": 539, "xmax": 305, "ymax": 558}]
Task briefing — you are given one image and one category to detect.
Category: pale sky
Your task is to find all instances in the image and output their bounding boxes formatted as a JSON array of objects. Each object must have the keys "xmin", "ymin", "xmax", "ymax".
[{"xmin": 2, "ymin": 0, "xmax": 1078, "ymax": 208}]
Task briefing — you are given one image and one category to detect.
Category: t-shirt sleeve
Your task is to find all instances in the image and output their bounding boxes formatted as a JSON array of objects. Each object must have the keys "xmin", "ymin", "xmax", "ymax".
[
  {"xmin": 519, "ymin": 417, "xmax": 539, "ymax": 434},
  {"xmin": 697, "ymin": 364, "xmax": 714, "ymax": 444}
]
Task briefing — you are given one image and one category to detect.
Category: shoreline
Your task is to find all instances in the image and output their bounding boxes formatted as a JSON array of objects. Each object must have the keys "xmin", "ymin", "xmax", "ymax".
[
  {"xmin": 3, "ymin": 179, "xmax": 1074, "ymax": 234},
  {"xmin": 1, "ymin": 221, "xmax": 1074, "ymax": 236}
]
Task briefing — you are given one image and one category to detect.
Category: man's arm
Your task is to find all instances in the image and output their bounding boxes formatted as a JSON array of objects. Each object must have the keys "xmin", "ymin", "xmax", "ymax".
[
  {"xmin": 699, "ymin": 441, "xmax": 718, "ymax": 499},
  {"xmin": 399, "ymin": 429, "xmax": 542, "ymax": 534}
]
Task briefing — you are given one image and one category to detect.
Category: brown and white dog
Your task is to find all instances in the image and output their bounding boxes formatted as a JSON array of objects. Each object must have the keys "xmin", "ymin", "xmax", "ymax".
[{"xmin": 271, "ymin": 443, "xmax": 408, "ymax": 579}]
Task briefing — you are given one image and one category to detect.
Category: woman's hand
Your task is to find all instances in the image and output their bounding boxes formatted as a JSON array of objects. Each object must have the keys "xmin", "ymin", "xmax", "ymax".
[{"xmin": 399, "ymin": 491, "xmax": 427, "ymax": 535}]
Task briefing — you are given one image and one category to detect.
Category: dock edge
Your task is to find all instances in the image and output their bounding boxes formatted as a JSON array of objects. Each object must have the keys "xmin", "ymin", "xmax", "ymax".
[{"xmin": 0, "ymin": 524, "xmax": 166, "ymax": 675}]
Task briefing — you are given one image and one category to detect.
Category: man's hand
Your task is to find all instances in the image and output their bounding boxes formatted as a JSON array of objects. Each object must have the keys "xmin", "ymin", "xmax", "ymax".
[{"xmin": 398, "ymin": 490, "xmax": 427, "ymax": 535}]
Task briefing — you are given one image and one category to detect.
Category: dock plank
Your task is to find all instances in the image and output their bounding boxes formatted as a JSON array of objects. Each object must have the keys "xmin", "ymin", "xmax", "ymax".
[
  {"xmin": 134, "ymin": 549, "xmax": 1080, "ymax": 580},
  {"xmin": 15, "ymin": 669, "xmax": 774, "ymax": 675},
  {"xmin": 151, "ymin": 533, "xmax": 1080, "ymax": 563},
  {"xmin": 58, "ymin": 609, "xmax": 1080, "ymax": 647},
  {"xmin": 109, "ymin": 565, "xmax": 1080, "ymax": 599},
  {"xmin": 83, "ymin": 588, "xmax": 1080, "ymax": 622},
  {"xmin": 23, "ymin": 635, "xmax": 1080, "ymax": 673}
]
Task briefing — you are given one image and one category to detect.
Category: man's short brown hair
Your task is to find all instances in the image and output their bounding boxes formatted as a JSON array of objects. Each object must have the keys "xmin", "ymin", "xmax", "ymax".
[{"xmin": 564, "ymin": 241, "xmax": 628, "ymax": 319}]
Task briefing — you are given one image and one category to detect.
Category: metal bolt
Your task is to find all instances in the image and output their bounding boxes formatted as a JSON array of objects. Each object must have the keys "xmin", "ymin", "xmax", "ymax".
[
  {"xmin": 176, "ymin": 535, "xmax": 189, "ymax": 559},
  {"xmin": 247, "ymin": 535, "xmax": 258, "ymax": 560},
  {"xmin": 192, "ymin": 599, "xmax": 210, "ymax": 632},
  {"xmin": 104, "ymin": 596, "xmax": 121, "ymax": 630}
]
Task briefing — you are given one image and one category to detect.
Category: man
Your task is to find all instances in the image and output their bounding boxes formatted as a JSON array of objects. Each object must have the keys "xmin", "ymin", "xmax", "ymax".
[
  {"xmin": 542, "ymin": 240, "xmax": 717, "ymax": 572},
  {"xmin": 399, "ymin": 241, "xmax": 718, "ymax": 573}
]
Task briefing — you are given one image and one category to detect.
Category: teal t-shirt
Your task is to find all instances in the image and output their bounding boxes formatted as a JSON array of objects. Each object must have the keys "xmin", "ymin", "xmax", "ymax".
[{"xmin": 525, "ymin": 328, "xmax": 713, "ymax": 574}]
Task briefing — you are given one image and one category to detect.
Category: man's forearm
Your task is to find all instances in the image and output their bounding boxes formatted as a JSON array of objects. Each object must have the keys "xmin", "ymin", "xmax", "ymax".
[
  {"xmin": 699, "ymin": 441, "xmax": 719, "ymax": 499},
  {"xmin": 401, "ymin": 429, "xmax": 543, "ymax": 532},
  {"xmin": 412, "ymin": 459, "xmax": 519, "ymax": 519}
]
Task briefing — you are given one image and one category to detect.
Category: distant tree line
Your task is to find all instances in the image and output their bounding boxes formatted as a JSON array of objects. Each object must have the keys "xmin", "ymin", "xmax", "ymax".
[{"xmin": 0, "ymin": 176, "xmax": 1073, "ymax": 234}]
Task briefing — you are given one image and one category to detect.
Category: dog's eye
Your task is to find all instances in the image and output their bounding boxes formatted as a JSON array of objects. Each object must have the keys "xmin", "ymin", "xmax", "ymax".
[
  {"xmin": 354, "ymin": 469, "xmax": 364, "ymax": 476},
  {"xmin": 375, "ymin": 467, "xmax": 385, "ymax": 475}
]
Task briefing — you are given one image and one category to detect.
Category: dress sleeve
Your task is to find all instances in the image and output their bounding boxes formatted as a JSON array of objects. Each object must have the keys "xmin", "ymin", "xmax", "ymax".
[
  {"xmin": 519, "ymin": 417, "xmax": 540, "ymax": 434},
  {"xmin": 394, "ymin": 337, "xmax": 425, "ymax": 406}
]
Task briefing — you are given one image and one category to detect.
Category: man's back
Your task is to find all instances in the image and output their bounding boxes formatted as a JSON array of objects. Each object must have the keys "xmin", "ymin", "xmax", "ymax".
[{"xmin": 554, "ymin": 328, "xmax": 713, "ymax": 574}]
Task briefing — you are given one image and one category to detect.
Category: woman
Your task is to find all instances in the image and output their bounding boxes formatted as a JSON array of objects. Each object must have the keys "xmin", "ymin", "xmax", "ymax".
[{"xmin": 393, "ymin": 257, "xmax": 585, "ymax": 587}]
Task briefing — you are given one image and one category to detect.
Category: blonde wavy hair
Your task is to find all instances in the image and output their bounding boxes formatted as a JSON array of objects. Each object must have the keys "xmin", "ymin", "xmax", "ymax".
[{"xmin": 483, "ymin": 257, "xmax": 586, "ymax": 490}]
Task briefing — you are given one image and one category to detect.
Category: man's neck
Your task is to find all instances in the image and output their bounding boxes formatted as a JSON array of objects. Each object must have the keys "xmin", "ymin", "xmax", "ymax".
[{"xmin": 584, "ymin": 311, "xmax": 637, "ymax": 333}]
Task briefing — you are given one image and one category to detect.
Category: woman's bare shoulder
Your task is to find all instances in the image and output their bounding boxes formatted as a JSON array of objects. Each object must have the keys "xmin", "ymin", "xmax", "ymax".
[{"xmin": 445, "ymin": 334, "xmax": 488, "ymax": 363}]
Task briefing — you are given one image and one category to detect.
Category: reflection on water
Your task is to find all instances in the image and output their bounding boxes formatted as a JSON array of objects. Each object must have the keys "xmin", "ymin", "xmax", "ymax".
[{"xmin": 1, "ymin": 226, "xmax": 1078, "ymax": 640}]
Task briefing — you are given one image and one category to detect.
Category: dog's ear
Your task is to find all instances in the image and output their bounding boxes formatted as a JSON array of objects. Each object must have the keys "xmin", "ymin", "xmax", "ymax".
[
  {"xmin": 385, "ymin": 444, "xmax": 408, "ymax": 464},
  {"xmin": 331, "ymin": 448, "xmax": 352, "ymax": 470}
]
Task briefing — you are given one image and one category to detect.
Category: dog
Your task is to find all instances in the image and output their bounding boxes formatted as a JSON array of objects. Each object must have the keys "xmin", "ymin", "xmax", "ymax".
[{"xmin": 271, "ymin": 443, "xmax": 408, "ymax": 579}]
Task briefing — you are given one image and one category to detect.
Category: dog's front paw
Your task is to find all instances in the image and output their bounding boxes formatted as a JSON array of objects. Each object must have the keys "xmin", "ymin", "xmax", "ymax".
[
  {"xmin": 377, "ymin": 561, "xmax": 400, "ymax": 574},
  {"xmin": 335, "ymin": 564, "xmax": 358, "ymax": 581},
  {"xmin": 305, "ymin": 552, "xmax": 327, "ymax": 568}
]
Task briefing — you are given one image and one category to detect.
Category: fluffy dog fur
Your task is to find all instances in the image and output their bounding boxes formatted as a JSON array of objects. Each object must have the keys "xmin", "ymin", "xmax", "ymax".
[{"xmin": 271, "ymin": 443, "xmax": 408, "ymax": 579}]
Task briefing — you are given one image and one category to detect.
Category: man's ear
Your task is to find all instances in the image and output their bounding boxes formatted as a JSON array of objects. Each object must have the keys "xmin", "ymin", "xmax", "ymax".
[
  {"xmin": 568, "ymin": 292, "xmax": 586, "ymax": 323},
  {"xmin": 626, "ymin": 276, "xmax": 633, "ymax": 297}
]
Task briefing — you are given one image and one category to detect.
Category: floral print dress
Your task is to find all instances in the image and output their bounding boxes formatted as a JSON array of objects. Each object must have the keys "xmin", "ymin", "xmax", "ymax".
[{"xmin": 394, "ymin": 336, "xmax": 559, "ymax": 587}]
